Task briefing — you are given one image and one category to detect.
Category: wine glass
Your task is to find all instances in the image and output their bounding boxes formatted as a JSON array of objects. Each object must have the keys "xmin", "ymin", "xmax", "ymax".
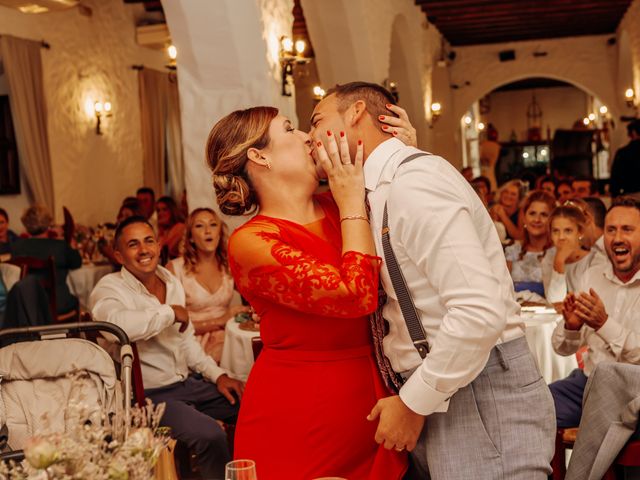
[{"xmin": 225, "ymin": 459, "xmax": 257, "ymax": 480}]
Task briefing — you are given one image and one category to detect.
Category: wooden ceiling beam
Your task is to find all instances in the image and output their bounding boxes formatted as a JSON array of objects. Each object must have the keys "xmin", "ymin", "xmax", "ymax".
[
  {"xmin": 417, "ymin": 0, "xmax": 629, "ymax": 10},
  {"xmin": 449, "ymin": 30, "xmax": 616, "ymax": 46},
  {"xmin": 434, "ymin": 17, "xmax": 621, "ymax": 32},
  {"xmin": 428, "ymin": 6, "xmax": 627, "ymax": 24}
]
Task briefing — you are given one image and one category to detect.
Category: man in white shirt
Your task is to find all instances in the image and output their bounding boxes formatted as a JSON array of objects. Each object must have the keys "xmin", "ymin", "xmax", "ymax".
[
  {"xmin": 310, "ymin": 82, "xmax": 555, "ymax": 479},
  {"xmin": 90, "ymin": 216, "xmax": 243, "ymax": 479},
  {"xmin": 550, "ymin": 196, "xmax": 640, "ymax": 428}
]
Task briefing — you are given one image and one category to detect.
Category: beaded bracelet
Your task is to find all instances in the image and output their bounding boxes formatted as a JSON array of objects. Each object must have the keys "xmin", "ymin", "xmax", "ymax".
[{"xmin": 340, "ymin": 214, "xmax": 369, "ymax": 223}]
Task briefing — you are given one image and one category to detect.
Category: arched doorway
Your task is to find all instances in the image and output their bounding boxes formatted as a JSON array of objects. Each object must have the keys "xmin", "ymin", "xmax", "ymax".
[{"xmin": 461, "ymin": 77, "xmax": 613, "ymax": 188}]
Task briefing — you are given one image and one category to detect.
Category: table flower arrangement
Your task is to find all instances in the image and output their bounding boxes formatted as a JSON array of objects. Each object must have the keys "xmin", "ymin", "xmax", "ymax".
[{"xmin": 0, "ymin": 400, "xmax": 169, "ymax": 480}]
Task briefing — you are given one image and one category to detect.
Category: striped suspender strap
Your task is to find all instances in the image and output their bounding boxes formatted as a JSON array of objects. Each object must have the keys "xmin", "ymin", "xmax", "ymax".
[{"xmin": 381, "ymin": 152, "xmax": 430, "ymax": 359}]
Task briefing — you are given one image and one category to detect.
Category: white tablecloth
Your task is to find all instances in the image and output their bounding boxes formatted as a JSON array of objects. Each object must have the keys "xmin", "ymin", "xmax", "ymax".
[
  {"xmin": 523, "ymin": 310, "xmax": 578, "ymax": 383},
  {"xmin": 219, "ymin": 318, "xmax": 260, "ymax": 382},
  {"xmin": 67, "ymin": 263, "xmax": 113, "ymax": 310}
]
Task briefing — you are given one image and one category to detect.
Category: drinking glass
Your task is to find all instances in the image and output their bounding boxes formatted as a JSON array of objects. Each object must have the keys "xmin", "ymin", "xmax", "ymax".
[{"xmin": 225, "ymin": 459, "xmax": 257, "ymax": 480}]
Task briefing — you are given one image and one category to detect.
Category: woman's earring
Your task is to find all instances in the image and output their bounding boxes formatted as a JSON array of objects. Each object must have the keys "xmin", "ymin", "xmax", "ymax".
[
  {"xmin": 265, "ymin": 160, "xmax": 272, "ymax": 170},
  {"xmin": 523, "ymin": 224, "xmax": 527, "ymax": 230}
]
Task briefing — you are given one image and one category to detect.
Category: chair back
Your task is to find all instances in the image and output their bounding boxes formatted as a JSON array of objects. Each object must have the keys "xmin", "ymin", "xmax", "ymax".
[
  {"xmin": 251, "ymin": 337, "xmax": 263, "ymax": 360},
  {"xmin": 8, "ymin": 256, "xmax": 57, "ymax": 318},
  {"xmin": 62, "ymin": 207, "xmax": 75, "ymax": 244}
]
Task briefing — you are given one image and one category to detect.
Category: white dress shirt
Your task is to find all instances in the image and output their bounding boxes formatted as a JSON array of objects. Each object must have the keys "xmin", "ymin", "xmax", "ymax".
[
  {"xmin": 90, "ymin": 266, "xmax": 226, "ymax": 389},
  {"xmin": 551, "ymin": 259, "xmax": 640, "ymax": 375},
  {"xmin": 364, "ymin": 138, "xmax": 525, "ymax": 415}
]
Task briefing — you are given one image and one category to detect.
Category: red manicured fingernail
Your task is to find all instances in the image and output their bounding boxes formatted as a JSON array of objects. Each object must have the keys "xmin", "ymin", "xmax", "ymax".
[
  {"xmin": 316, "ymin": 141, "xmax": 322, "ymax": 147},
  {"xmin": 382, "ymin": 125, "xmax": 388, "ymax": 130},
  {"xmin": 392, "ymin": 131, "xmax": 397, "ymax": 136},
  {"xmin": 378, "ymin": 115, "xmax": 385, "ymax": 120},
  {"xmin": 326, "ymin": 130, "xmax": 332, "ymax": 136},
  {"xmin": 358, "ymin": 139, "xmax": 362, "ymax": 145},
  {"xmin": 340, "ymin": 131, "xmax": 345, "ymax": 138},
  {"xmin": 386, "ymin": 103, "xmax": 392, "ymax": 108}
]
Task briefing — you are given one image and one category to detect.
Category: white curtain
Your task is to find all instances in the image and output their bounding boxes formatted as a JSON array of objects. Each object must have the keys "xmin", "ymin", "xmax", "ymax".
[
  {"xmin": 166, "ymin": 77, "xmax": 184, "ymax": 198},
  {"xmin": 0, "ymin": 35, "xmax": 54, "ymax": 209}
]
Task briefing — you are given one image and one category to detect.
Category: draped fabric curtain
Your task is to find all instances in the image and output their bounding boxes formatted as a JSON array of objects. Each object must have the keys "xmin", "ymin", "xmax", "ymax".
[
  {"xmin": 138, "ymin": 69, "xmax": 168, "ymax": 196},
  {"xmin": 0, "ymin": 35, "xmax": 54, "ymax": 209},
  {"xmin": 165, "ymin": 78, "xmax": 184, "ymax": 198}
]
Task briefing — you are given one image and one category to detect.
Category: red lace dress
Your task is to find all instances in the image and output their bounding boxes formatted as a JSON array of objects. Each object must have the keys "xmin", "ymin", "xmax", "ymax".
[{"xmin": 228, "ymin": 193, "xmax": 407, "ymax": 480}]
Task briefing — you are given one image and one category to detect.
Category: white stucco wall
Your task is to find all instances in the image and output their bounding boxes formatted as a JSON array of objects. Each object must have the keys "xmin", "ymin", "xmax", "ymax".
[
  {"xmin": 161, "ymin": 0, "xmax": 296, "ymax": 230},
  {"xmin": 618, "ymin": 0, "xmax": 640, "ymax": 116},
  {"xmin": 0, "ymin": 0, "xmax": 166, "ymax": 226}
]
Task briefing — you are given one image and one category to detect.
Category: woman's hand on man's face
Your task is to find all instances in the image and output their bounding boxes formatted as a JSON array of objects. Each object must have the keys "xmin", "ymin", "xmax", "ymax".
[{"xmin": 378, "ymin": 104, "xmax": 417, "ymax": 147}]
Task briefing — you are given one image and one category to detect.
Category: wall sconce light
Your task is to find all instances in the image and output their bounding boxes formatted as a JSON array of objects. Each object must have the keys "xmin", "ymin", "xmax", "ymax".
[
  {"xmin": 166, "ymin": 44, "xmax": 177, "ymax": 70},
  {"xmin": 463, "ymin": 115, "xmax": 472, "ymax": 127},
  {"xmin": 280, "ymin": 35, "xmax": 311, "ymax": 97},
  {"xmin": 312, "ymin": 85, "xmax": 326, "ymax": 101},
  {"xmin": 582, "ymin": 117, "xmax": 591, "ymax": 126},
  {"xmin": 93, "ymin": 101, "xmax": 112, "ymax": 135},
  {"xmin": 625, "ymin": 88, "xmax": 635, "ymax": 108},
  {"xmin": 599, "ymin": 105, "xmax": 608, "ymax": 115},
  {"xmin": 429, "ymin": 102, "xmax": 442, "ymax": 128},
  {"xmin": 477, "ymin": 121, "xmax": 486, "ymax": 131}
]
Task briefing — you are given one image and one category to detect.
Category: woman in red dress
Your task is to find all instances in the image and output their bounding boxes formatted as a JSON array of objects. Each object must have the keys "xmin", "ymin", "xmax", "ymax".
[{"xmin": 205, "ymin": 107, "xmax": 406, "ymax": 479}]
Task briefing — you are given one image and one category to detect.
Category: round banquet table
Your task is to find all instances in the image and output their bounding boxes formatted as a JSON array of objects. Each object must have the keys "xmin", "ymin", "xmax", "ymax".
[
  {"xmin": 522, "ymin": 309, "xmax": 578, "ymax": 383},
  {"xmin": 67, "ymin": 263, "xmax": 114, "ymax": 310},
  {"xmin": 219, "ymin": 318, "xmax": 260, "ymax": 382}
]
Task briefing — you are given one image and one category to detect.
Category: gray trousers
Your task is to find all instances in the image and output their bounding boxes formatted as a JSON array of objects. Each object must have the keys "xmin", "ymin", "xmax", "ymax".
[{"xmin": 405, "ymin": 336, "xmax": 556, "ymax": 480}]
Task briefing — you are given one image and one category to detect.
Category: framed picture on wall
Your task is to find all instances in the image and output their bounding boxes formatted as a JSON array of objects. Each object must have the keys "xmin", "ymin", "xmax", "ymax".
[{"xmin": 0, "ymin": 95, "xmax": 20, "ymax": 195}]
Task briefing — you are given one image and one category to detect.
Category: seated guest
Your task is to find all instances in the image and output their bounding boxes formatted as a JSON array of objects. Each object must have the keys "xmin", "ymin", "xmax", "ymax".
[
  {"xmin": 556, "ymin": 179, "xmax": 573, "ymax": 204},
  {"xmin": 0, "ymin": 262, "xmax": 20, "ymax": 325},
  {"xmin": 0, "ymin": 208, "xmax": 18, "ymax": 255},
  {"xmin": 583, "ymin": 196, "xmax": 607, "ymax": 257},
  {"xmin": 117, "ymin": 198, "xmax": 142, "ymax": 223},
  {"xmin": 549, "ymin": 196, "xmax": 640, "ymax": 428},
  {"xmin": 11, "ymin": 205, "xmax": 82, "ymax": 315},
  {"xmin": 504, "ymin": 190, "xmax": 555, "ymax": 296},
  {"xmin": 90, "ymin": 216, "xmax": 242, "ymax": 478},
  {"xmin": 168, "ymin": 208, "xmax": 251, "ymax": 361},
  {"xmin": 537, "ymin": 175, "xmax": 557, "ymax": 200},
  {"xmin": 460, "ymin": 166, "xmax": 473, "ymax": 181},
  {"xmin": 490, "ymin": 179, "xmax": 525, "ymax": 241},
  {"xmin": 470, "ymin": 176, "xmax": 492, "ymax": 206},
  {"xmin": 136, "ymin": 187, "xmax": 157, "ymax": 230},
  {"xmin": 542, "ymin": 203, "xmax": 593, "ymax": 303},
  {"xmin": 572, "ymin": 175, "xmax": 598, "ymax": 199},
  {"xmin": 156, "ymin": 196, "xmax": 185, "ymax": 260}
]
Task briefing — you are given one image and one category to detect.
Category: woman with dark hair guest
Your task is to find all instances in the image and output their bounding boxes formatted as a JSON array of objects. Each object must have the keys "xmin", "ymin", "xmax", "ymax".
[
  {"xmin": 556, "ymin": 179, "xmax": 573, "ymax": 203},
  {"xmin": 10, "ymin": 205, "xmax": 82, "ymax": 315},
  {"xmin": 156, "ymin": 196, "xmax": 185, "ymax": 259},
  {"xmin": 504, "ymin": 190, "xmax": 556, "ymax": 296},
  {"xmin": 168, "ymin": 208, "xmax": 251, "ymax": 361},
  {"xmin": 0, "ymin": 208, "xmax": 18, "ymax": 255},
  {"xmin": 537, "ymin": 175, "xmax": 557, "ymax": 199}
]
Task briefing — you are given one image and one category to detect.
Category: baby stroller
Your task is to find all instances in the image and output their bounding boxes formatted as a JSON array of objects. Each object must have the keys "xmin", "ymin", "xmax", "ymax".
[{"xmin": 0, "ymin": 321, "xmax": 134, "ymax": 460}]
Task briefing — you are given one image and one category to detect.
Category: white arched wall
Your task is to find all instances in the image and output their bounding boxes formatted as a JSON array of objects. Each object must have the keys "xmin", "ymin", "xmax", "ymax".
[
  {"xmin": 618, "ymin": 0, "xmax": 640, "ymax": 114},
  {"xmin": 161, "ymin": 0, "xmax": 296, "ymax": 229},
  {"xmin": 434, "ymin": 34, "xmax": 627, "ymax": 167}
]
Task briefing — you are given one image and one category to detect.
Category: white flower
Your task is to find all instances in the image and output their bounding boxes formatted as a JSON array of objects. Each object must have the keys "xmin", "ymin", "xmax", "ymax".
[{"xmin": 123, "ymin": 428, "xmax": 154, "ymax": 454}]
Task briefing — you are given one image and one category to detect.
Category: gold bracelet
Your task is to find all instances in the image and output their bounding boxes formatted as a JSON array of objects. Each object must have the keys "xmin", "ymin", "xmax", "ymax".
[{"xmin": 340, "ymin": 214, "xmax": 369, "ymax": 223}]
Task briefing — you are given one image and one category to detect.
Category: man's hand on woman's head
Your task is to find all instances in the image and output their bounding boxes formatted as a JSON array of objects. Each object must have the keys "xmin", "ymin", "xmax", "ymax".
[{"xmin": 378, "ymin": 104, "xmax": 417, "ymax": 148}]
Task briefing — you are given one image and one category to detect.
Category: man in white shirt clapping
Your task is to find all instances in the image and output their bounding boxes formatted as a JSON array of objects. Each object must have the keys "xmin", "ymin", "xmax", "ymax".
[
  {"xmin": 310, "ymin": 82, "xmax": 555, "ymax": 479},
  {"xmin": 550, "ymin": 196, "xmax": 640, "ymax": 428},
  {"xmin": 90, "ymin": 216, "xmax": 243, "ymax": 479}
]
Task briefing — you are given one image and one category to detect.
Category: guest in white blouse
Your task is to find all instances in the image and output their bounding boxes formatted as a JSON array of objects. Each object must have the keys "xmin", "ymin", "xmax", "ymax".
[
  {"xmin": 505, "ymin": 190, "xmax": 555, "ymax": 296},
  {"xmin": 168, "ymin": 208, "xmax": 250, "ymax": 361},
  {"xmin": 550, "ymin": 196, "xmax": 640, "ymax": 428},
  {"xmin": 542, "ymin": 202, "xmax": 592, "ymax": 303}
]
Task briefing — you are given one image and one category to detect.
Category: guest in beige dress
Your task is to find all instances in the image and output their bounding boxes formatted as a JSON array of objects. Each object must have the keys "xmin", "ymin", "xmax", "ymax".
[{"xmin": 168, "ymin": 208, "xmax": 250, "ymax": 361}]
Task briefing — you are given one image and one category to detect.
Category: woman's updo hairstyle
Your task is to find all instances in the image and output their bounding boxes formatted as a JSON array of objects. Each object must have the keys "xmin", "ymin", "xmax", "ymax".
[{"xmin": 206, "ymin": 106, "xmax": 279, "ymax": 216}]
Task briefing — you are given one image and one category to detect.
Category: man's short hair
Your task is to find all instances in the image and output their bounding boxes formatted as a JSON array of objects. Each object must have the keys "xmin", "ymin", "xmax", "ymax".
[
  {"xmin": 472, "ymin": 176, "xmax": 491, "ymax": 191},
  {"xmin": 608, "ymin": 195, "xmax": 640, "ymax": 214},
  {"xmin": 572, "ymin": 175, "xmax": 597, "ymax": 194},
  {"xmin": 583, "ymin": 196, "xmax": 607, "ymax": 229},
  {"xmin": 626, "ymin": 119, "xmax": 640, "ymax": 137},
  {"xmin": 136, "ymin": 187, "xmax": 155, "ymax": 199},
  {"xmin": 114, "ymin": 215, "xmax": 154, "ymax": 247},
  {"xmin": 326, "ymin": 82, "xmax": 397, "ymax": 123}
]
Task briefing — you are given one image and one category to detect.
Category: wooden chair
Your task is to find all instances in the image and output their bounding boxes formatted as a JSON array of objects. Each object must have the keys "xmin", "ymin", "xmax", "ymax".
[
  {"xmin": 251, "ymin": 336, "xmax": 263, "ymax": 361},
  {"xmin": 8, "ymin": 256, "xmax": 79, "ymax": 323}
]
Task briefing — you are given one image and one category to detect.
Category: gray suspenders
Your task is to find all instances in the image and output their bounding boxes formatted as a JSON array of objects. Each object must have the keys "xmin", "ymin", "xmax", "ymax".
[{"xmin": 380, "ymin": 152, "xmax": 430, "ymax": 359}]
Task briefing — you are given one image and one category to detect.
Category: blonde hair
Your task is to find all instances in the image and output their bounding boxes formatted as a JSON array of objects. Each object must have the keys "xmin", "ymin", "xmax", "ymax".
[
  {"xmin": 206, "ymin": 106, "xmax": 279, "ymax": 216},
  {"xmin": 21, "ymin": 205, "xmax": 53, "ymax": 236},
  {"xmin": 180, "ymin": 208, "xmax": 229, "ymax": 274},
  {"xmin": 519, "ymin": 190, "xmax": 556, "ymax": 260}
]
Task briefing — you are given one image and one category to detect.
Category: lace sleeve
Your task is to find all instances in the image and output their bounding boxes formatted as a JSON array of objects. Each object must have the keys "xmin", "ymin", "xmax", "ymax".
[{"xmin": 228, "ymin": 224, "xmax": 381, "ymax": 318}]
